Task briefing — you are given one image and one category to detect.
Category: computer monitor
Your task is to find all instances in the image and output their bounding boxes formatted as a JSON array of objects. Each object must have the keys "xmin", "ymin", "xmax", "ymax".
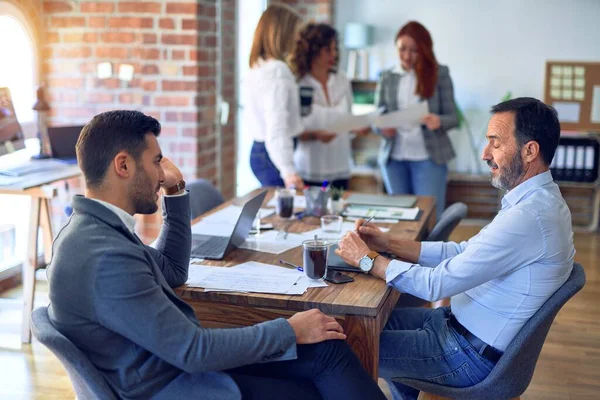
[{"xmin": 0, "ymin": 87, "xmax": 26, "ymax": 156}]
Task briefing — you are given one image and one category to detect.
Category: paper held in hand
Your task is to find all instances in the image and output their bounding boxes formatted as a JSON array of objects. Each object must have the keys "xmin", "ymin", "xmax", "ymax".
[{"xmin": 374, "ymin": 101, "xmax": 429, "ymax": 129}]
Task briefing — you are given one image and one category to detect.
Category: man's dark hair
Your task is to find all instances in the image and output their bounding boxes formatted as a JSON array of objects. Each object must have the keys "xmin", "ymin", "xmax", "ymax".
[
  {"xmin": 490, "ymin": 97, "xmax": 560, "ymax": 166},
  {"xmin": 76, "ymin": 110, "xmax": 161, "ymax": 188}
]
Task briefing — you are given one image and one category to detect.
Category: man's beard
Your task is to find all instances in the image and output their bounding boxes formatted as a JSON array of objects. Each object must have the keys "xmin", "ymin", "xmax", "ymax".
[
  {"xmin": 488, "ymin": 152, "xmax": 524, "ymax": 191},
  {"xmin": 130, "ymin": 165, "xmax": 159, "ymax": 215}
]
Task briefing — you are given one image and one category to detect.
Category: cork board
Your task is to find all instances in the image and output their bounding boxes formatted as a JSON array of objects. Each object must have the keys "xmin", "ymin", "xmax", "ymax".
[{"xmin": 544, "ymin": 61, "xmax": 600, "ymax": 132}]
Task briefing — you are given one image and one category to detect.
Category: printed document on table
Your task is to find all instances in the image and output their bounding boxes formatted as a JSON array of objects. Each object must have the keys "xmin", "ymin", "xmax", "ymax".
[
  {"xmin": 188, "ymin": 267, "xmax": 301, "ymax": 294},
  {"xmin": 234, "ymin": 261, "xmax": 328, "ymax": 289},
  {"xmin": 343, "ymin": 205, "xmax": 420, "ymax": 221},
  {"xmin": 374, "ymin": 102, "xmax": 428, "ymax": 129},
  {"xmin": 325, "ymin": 111, "xmax": 378, "ymax": 134},
  {"xmin": 240, "ymin": 230, "xmax": 306, "ymax": 254}
]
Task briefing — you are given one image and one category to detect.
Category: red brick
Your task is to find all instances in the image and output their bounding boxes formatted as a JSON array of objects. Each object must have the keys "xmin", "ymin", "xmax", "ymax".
[
  {"xmin": 56, "ymin": 47, "xmax": 92, "ymax": 58},
  {"xmin": 182, "ymin": 112, "xmax": 198, "ymax": 123},
  {"xmin": 63, "ymin": 32, "xmax": 98, "ymax": 43},
  {"xmin": 154, "ymin": 96, "xmax": 191, "ymax": 107},
  {"xmin": 162, "ymin": 80, "xmax": 197, "ymax": 91},
  {"xmin": 159, "ymin": 18, "xmax": 175, "ymax": 29},
  {"xmin": 166, "ymin": 2, "xmax": 197, "ymax": 14},
  {"xmin": 51, "ymin": 17, "xmax": 86, "ymax": 28},
  {"xmin": 118, "ymin": 2, "xmax": 162, "ymax": 13},
  {"xmin": 162, "ymin": 34, "xmax": 196, "ymax": 46},
  {"xmin": 172, "ymin": 50, "xmax": 186, "ymax": 60},
  {"xmin": 130, "ymin": 48, "xmax": 160, "ymax": 60},
  {"xmin": 183, "ymin": 66, "xmax": 197, "ymax": 76},
  {"xmin": 109, "ymin": 17, "xmax": 154, "ymax": 29},
  {"xmin": 142, "ymin": 34, "xmax": 157, "ymax": 44},
  {"xmin": 118, "ymin": 93, "xmax": 140, "ymax": 104},
  {"xmin": 97, "ymin": 78, "xmax": 120, "ymax": 89},
  {"xmin": 198, "ymin": 4, "xmax": 216, "ymax": 17},
  {"xmin": 189, "ymin": 50, "xmax": 215, "ymax": 62},
  {"xmin": 203, "ymin": 35, "xmax": 217, "ymax": 47},
  {"xmin": 95, "ymin": 47, "xmax": 128, "ymax": 59},
  {"xmin": 141, "ymin": 65, "xmax": 159, "ymax": 75},
  {"xmin": 44, "ymin": 1, "xmax": 73, "ymax": 13},
  {"xmin": 142, "ymin": 80, "xmax": 158, "ymax": 91},
  {"xmin": 160, "ymin": 127, "xmax": 178, "ymax": 137},
  {"xmin": 47, "ymin": 32, "xmax": 60, "ymax": 43},
  {"xmin": 85, "ymin": 93, "xmax": 114, "ymax": 103},
  {"xmin": 101, "ymin": 32, "xmax": 136, "ymax": 43},
  {"xmin": 80, "ymin": 2, "xmax": 114, "ymax": 13},
  {"xmin": 89, "ymin": 17, "xmax": 106, "ymax": 28},
  {"xmin": 47, "ymin": 78, "xmax": 83, "ymax": 89}
]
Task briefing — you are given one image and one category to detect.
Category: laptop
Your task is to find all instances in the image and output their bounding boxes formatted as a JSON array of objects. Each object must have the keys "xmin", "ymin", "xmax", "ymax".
[
  {"xmin": 48, "ymin": 125, "xmax": 84, "ymax": 163},
  {"xmin": 190, "ymin": 190, "xmax": 267, "ymax": 260}
]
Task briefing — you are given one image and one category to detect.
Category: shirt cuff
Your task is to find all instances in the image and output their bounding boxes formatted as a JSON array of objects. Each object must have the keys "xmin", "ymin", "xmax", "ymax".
[
  {"xmin": 164, "ymin": 190, "xmax": 189, "ymax": 198},
  {"xmin": 385, "ymin": 259, "xmax": 414, "ymax": 285},
  {"xmin": 418, "ymin": 241, "xmax": 444, "ymax": 267}
]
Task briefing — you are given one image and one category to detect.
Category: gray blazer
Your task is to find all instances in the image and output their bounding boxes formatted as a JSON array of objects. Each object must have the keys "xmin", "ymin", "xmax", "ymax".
[
  {"xmin": 375, "ymin": 64, "xmax": 459, "ymax": 166},
  {"xmin": 47, "ymin": 194, "xmax": 297, "ymax": 400}
]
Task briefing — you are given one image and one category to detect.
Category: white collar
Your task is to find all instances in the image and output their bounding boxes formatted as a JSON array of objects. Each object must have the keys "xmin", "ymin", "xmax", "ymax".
[{"xmin": 90, "ymin": 198, "xmax": 137, "ymax": 234}]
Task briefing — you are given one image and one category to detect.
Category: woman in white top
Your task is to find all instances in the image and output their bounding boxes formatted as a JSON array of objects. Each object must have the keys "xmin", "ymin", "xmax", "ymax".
[
  {"xmin": 291, "ymin": 23, "xmax": 368, "ymax": 190},
  {"xmin": 243, "ymin": 5, "xmax": 333, "ymax": 189}
]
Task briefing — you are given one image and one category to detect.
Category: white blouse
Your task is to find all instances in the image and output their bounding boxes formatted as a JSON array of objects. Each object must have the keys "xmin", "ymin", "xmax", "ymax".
[
  {"xmin": 294, "ymin": 72, "xmax": 354, "ymax": 182},
  {"xmin": 242, "ymin": 59, "xmax": 303, "ymax": 178},
  {"xmin": 390, "ymin": 68, "xmax": 429, "ymax": 161}
]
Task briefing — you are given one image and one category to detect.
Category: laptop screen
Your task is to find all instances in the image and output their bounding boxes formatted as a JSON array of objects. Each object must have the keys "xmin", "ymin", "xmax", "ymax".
[
  {"xmin": 48, "ymin": 125, "xmax": 84, "ymax": 159},
  {"xmin": 229, "ymin": 190, "xmax": 268, "ymax": 248}
]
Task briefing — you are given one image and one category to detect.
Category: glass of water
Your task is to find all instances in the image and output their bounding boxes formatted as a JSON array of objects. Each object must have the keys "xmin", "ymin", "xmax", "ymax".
[{"xmin": 320, "ymin": 215, "xmax": 343, "ymax": 241}]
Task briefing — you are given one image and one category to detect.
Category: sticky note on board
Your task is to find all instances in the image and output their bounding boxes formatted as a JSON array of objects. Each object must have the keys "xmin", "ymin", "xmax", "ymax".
[
  {"xmin": 551, "ymin": 65, "xmax": 562, "ymax": 75},
  {"xmin": 563, "ymin": 66, "xmax": 573, "ymax": 77},
  {"xmin": 574, "ymin": 66, "xmax": 585, "ymax": 77},
  {"xmin": 574, "ymin": 90, "xmax": 585, "ymax": 101},
  {"xmin": 574, "ymin": 78, "xmax": 585, "ymax": 88},
  {"xmin": 562, "ymin": 89, "xmax": 573, "ymax": 100},
  {"xmin": 551, "ymin": 88, "xmax": 561, "ymax": 99},
  {"xmin": 551, "ymin": 77, "xmax": 561, "ymax": 87},
  {"xmin": 562, "ymin": 78, "xmax": 573, "ymax": 87}
]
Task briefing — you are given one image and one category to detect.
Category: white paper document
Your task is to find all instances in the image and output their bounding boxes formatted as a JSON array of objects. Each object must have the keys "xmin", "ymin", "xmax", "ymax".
[
  {"xmin": 189, "ymin": 267, "xmax": 300, "ymax": 294},
  {"xmin": 234, "ymin": 262, "xmax": 328, "ymax": 291},
  {"xmin": 343, "ymin": 205, "xmax": 420, "ymax": 221},
  {"xmin": 240, "ymin": 230, "xmax": 306, "ymax": 254},
  {"xmin": 325, "ymin": 111, "xmax": 378, "ymax": 134},
  {"xmin": 374, "ymin": 102, "xmax": 429, "ymax": 129}
]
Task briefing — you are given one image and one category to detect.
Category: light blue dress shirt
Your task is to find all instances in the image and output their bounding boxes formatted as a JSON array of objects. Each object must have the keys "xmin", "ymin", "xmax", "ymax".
[{"xmin": 385, "ymin": 171, "xmax": 575, "ymax": 351}]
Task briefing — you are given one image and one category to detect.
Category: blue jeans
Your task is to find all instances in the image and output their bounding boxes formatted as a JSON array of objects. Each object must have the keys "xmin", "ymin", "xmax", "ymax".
[
  {"xmin": 381, "ymin": 159, "xmax": 448, "ymax": 221},
  {"xmin": 227, "ymin": 340, "xmax": 386, "ymax": 399},
  {"xmin": 380, "ymin": 307, "xmax": 496, "ymax": 400},
  {"xmin": 250, "ymin": 141, "xmax": 285, "ymax": 187}
]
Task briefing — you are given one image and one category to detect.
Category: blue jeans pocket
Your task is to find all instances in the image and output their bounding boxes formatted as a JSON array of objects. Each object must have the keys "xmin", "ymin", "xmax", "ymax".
[{"xmin": 427, "ymin": 362, "xmax": 479, "ymax": 387}]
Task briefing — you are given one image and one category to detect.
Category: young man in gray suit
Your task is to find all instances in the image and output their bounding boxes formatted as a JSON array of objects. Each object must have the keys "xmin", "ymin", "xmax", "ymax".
[{"xmin": 47, "ymin": 110, "xmax": 385, "ymax": 400}]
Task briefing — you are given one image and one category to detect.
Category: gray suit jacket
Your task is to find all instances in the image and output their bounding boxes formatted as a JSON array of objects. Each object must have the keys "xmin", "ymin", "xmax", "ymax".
[
  {"xmin": 375, "ymin": 64, "xmax": 459, "ymax": 166},
  {"xmin": 47, "ymin": 194, "xmax": 297, "ymax": 400}
]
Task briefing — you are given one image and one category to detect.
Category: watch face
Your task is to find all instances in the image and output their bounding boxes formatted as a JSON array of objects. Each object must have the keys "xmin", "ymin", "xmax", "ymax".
[{"xmin": 359, "ymin": 256, "xmax": 372, "ymax": 272}]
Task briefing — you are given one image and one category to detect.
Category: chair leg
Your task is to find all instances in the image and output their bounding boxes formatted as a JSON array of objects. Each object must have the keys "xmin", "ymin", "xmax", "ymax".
[{"xmin": 418, "ymin": 394, "xmax": 520, "ymax": 400}]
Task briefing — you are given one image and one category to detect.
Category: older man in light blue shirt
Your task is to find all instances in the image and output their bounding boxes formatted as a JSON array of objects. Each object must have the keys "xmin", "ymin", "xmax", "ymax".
[{"xmin": 336, "ymin": 97, "xmax": 575, "ymax": 399}]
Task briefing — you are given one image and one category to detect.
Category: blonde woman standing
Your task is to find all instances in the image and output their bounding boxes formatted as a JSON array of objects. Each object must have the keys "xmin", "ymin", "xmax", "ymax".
[{"xmin": 243, "ymin": 4, "xmax": 305, "ymax": 189}]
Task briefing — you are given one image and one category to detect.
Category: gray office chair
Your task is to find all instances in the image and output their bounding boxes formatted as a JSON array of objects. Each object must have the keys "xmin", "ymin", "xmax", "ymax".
[
  {"xmin": 30, "ymin": 307, "xmax": 117, "ymax": 400},
  {"xmin": 188, "ymin": 178, "xmax": 225, "ymax": 220},
  {"xmin": 389, "ymin": 262, "xmax": 586, "ymax": 400},
  {"xmin": 426, "ymin": 202, "xmax": 468, "ymax": 242},
  {"xmin": 395, "ymin": 202, "xmax": 469, "ymax": 308}
]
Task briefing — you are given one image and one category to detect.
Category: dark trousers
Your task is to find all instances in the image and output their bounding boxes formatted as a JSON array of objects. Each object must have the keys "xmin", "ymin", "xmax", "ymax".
[
  {"xmin": 227, "ymin": 340, "xmax": 386, "ymax": 400},
  {"xmin": 250, "ymin": 141, "xmax": 285, "ymax": 187}
]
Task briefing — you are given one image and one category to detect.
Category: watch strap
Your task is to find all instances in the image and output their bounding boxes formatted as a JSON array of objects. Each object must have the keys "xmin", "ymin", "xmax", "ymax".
[
  {"xmin": 164, "ymin": 180, "xmax": 186, "ymax": 195},
  {"xmin": 367, "ymin": 250, "xmax": 380, "ymax": 260}
]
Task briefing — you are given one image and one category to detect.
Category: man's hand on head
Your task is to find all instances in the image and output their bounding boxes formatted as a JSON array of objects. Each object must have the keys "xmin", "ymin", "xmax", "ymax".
[{"xmin": 160, "ymin": 157, "xmax": 184, "ymax": 191}]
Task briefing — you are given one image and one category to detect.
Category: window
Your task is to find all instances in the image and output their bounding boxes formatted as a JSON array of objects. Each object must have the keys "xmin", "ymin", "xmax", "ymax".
[{"xmin": 0, "ymin": 2, "xmax": 39, "ymax": 273}]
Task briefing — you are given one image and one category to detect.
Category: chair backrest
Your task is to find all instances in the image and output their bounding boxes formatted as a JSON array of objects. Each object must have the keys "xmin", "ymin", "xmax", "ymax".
[
  {"xmin": 426, "ymin": 202, "xmax": 468, "ymax": 242},
  {"xmin": 30, "ymin": 307, "xmax": 117, "ymax": 400},
  {"xmin": 397, "ymin": 262, "xmax": 586, "ymax": 400},
  {"xmin": 187, "ymin": 178, "xmax": 225, "ymax": 220}
]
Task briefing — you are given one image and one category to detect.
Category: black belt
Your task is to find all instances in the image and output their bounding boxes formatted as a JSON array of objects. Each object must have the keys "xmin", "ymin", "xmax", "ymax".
[{"xmin": 449, "ymin": 314, "xmax": 503, "ymax": 364}]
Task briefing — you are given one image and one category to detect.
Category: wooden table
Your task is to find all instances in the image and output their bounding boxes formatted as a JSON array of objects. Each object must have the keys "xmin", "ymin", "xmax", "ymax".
[
  {"xmin": 176, "ymin": 189, "xmax": 435, "ymax": 379},
  {"xmin": 0, "ymin": 162, "xmax": 81, "ymax": 343}
]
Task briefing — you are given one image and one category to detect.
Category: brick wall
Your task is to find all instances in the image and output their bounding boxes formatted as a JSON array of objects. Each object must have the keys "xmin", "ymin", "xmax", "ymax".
[
  {"xmin": 270, "ymin": 0, "xmax": 335, "ymax": 23},
  {"xmin": 36, "ymin": 0, "xmax": 236, "ymax": 241}
]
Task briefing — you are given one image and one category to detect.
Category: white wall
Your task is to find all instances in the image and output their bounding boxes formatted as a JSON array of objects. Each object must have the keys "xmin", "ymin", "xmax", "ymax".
[{"xmin": 336, "ymin": 0, "xmax": 600, "ymax": 173}]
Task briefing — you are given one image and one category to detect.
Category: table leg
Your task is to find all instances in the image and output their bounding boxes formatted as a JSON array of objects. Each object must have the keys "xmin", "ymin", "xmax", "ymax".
[
  {"xmin": 21, "ymin": 197, "xmax": 41, "ymax": 343},
  {"xmin": 344, "ymin": 315, "xmax": 379, "ymax": 380}
]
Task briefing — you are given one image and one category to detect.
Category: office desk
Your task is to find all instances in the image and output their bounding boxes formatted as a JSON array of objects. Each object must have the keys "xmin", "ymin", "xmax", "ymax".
[
  {"xmin": 0, "ymin": 163, "xmax": 81, "ymax": 343},
  {"xmin": 176, "ymin": 189, "xmax": 435, "ymax": 379}
]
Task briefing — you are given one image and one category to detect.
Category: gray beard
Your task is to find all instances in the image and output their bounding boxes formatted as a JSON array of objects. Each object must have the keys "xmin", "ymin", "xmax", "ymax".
[{"xmin": 489, "ymin": 154, "xmax": 524, "ymax": 191}]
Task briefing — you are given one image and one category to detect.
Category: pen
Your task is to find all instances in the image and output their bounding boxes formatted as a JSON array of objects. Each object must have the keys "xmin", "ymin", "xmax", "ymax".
[
  {"xmin": 357, "ymin": 216, "xmax": 375, "ymax": 230},
  {"xmin": 279, "ymin": 259, "xmax": 303, "ymax": 272}
]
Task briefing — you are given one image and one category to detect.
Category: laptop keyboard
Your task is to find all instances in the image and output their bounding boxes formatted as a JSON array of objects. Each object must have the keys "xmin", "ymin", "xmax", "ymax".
[{"xmin": 191, "ymin": 235, "xmax": 229, "ymax": 258}]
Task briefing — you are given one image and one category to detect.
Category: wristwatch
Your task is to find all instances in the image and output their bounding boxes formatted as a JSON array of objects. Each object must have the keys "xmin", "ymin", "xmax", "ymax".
[
  {"xmin": 164, "ymin": 180, "xmax": 186, "ymax": 195},
  {"xmin": 358, "ymin": 250, "xmax": 380, "ymax": 273}
]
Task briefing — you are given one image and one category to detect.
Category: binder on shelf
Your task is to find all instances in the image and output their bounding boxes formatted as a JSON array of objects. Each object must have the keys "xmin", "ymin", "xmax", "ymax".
[
  {"xmin": 584, "ymin": 145, "xmax": 597, "ymax": 183},
  {"xmin": 554, "ymin": 145, "xmax": 566, "ymax": 181},
  {"xmin": 564, "ymin": 145, "xmax": 575, "ymax": 181},
  {"xmin": 574, "ymin": 146, "xmax": 585, "ymax": 182}
]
